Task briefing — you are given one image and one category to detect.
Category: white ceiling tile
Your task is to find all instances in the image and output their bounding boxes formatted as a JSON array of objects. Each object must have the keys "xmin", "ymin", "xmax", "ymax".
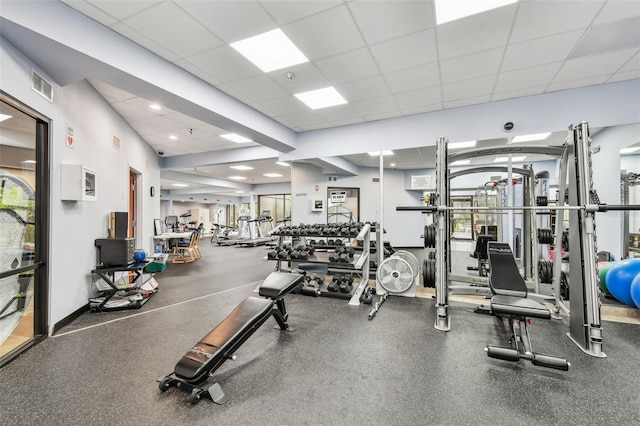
[
  {"xmin": 315, "ymin": 48, "xmax": 380, "ymax": 84},
  {"xmin": 553, "ymin": 47, "xmax": 638, "ymax": 82},
  {"xmin": 383, "ymin": 63, "xmax": 440, "ymax": 94},
  {"xmin": 317, "ymin": 103, "xmax": 362, "ymax": 122},
  {"xmin": 619, "ymin": 50, "xmax": 640, "ymax": 71},
  {"xmin": 401, "ymin": 104, "xmax": 443, "ymax": 116},
  {"xmin": 546, "ymin": 75, "xmax": 610, "ymax": 93},
  {"xmin": 299, "ymin": 123, "xmax": 332, "ymax": 131},
  {"xmin": 185, "ymin": 45, "xmax": 262, "ymax": 83},
  {"xmin": 122, "ymin": 2, "xmax": 224, "ymax": 58},
  {"xmin": 335, "ymin": 76, "xmax": 390, "ymax": 102},
  {"xmin": 61, "ymin": 0, "xmax": 119, "ymax": 26},
  {"xmin": 88, "ymin": 0, "xmax": 162, "ymax": 20},
  {"xmin": 136, "ymin": 116, "xmax": 186, "ymax": 132},
  {"xmin": 370, "ymin": 29, "xmax": 437, "ymax": 73},
  {"xmin": 440, "ymin": 48, "xmax": 504, "ymax": 85},
  {"xmin": 510, "ymin": 0, "xmax": 604, "ymax": 44},
  {"xmin": 364, "ymin": 111, "xmax": 401, "ymax": 122},
  {"xmin": 348, "ymin": 0, "xmax": 435, "ymax": 45},
  {"xmin": 111, "ymin": 22, "xmax": 180, "ymax": 61},
  {"xmin": 330, "ymin": 117, "xmax": 366, "ymax": 127},
  {"xmin": 592, "ymin": 0, "xmax": 640, "ymax": 25},
  {"xmin": 131, "ymin": 120, "xmax": 166, "ymax": 136},
  {"xmin": 607, "ymin": 69, "xmax": 640, "ymax": 83},
  {"xmin": 394, "ymin": 86, "xmax": 442, "ymax": 110},
  {"xmin": 172, "ymin": 59, "xmax": 222, "ymax": 86},
  {"xmin": 110, "ymin": 101, "xmax": 158, "ymax": 122},
  {"xmin": 88, "ymin": 80, "xmax": 137, "ymax": 102},
  {"xmin": 436, "ymin": 4, "xmax": 516, "ymax": 60},
  {"xmin": 260, "ymin": 96, "xmax": 308, "ymax": 116},
  {"xmin": 444, "ymin": 95, "xmax": 492, "ymax": 109},
  {"xmin": 491, "ymin": 85, "xmax": 550, "ymax": 102},
  {"xmin": 353, "ymin": 95, "xmax": 398, "ymax": 116},
  {"xmin": 494, "ymin": 62, "xmax": 562, "ymax": 93},
  {"xmin": 283, "ymin": 5, "xmax": 365, "ymax": 60},
  {"xmin": 266, "ymin": 62, "xmax": 330, "ymax": 95},
  {"xmin": 272, "ymin": 115, "xmax": 298, "ymax": 128},
  {"xmin": 260, "ymin": 1, "xmax": 343, "ymax": 25},
  {"xmin": 502, "ymin": 30, "xmax": 584, "ymax": 72},
  {"xmin": 442, "ymin": 75, "xmax": 497, "ymax": 102},
  {"xmin": 570, "ymin": 16, "xmax": 640, "ymax": 58},
  {"xmin": 227, "ymin": 74, "xmax": 290, "ymax": 101},
  {"xmin": 280, "ymin": 110, "xmax": 327, "ymax": 127},
  {"xmin": 176, "ymin": 0, "xmax": 276, "ymax": 43}
]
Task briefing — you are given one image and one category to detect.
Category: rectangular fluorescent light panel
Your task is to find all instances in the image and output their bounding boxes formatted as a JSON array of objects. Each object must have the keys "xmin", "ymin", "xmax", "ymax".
[
  {"xmin": 295, "ymin": 87, "xmax": 347, "ymax": 110},
  {"xmin": 435, "ymin": 0, "xmax": 518, "ymax": 25},
  {"xmin": 231, "ymin": 29, "xmax": 308, "ymax": 73},
  {"xmin": 264, "ymin": 173, "xmax": 283, "ymax": 178},
  {"xmin": 171, "ymin": 183, "xmax": 188, "ymax": 187},
  {"xmin": 221, "ymin": 133, "xmax": 252, "ymax": 143},
  {"xmin": 494, "ymin": 156, "xmax": 526, "ymax": 163},
  {"xmin": 368, "ymin": 150, "xmax": 394, "ymax": 156},
  {"xmin": 450, "ymin": 159, "xmax": 471, "ymax": 166},
  {"xmin": 230, "ymin": 165, "xmax": 254, "ymax": 171},
  {"xmin": 276, "ymin": 161, "xmax": 290, "ymax": 167},
  {"xmin": 228, "ymin": 176, "xmax": 247, "ymax": 180},
  {"xmin": 512, "ymin": 132, "xmax": 551, "ymax": 143},
  {"xmin": 620, "ymin": 147, "xmax": 640, "ymax": 154},
  {"xmin": 448, "ymin": 140, "xmax": 477, "ymax": 149},
  {"xmin": 0, "ymin": 113, "xmax": 12, "ymax": 122}
]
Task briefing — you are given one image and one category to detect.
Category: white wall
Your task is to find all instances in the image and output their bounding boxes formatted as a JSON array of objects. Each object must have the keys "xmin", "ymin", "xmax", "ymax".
[{"xmin": 1, "ymin": 37, "xmax": 161, "ymax": 328}]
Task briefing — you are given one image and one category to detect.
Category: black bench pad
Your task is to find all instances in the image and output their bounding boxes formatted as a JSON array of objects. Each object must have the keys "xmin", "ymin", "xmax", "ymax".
[
  {"xmin": 174, "ymin": 296, "xmax": 274, "ymax": 382},
  {"xmin": 491, "ymin": 295, "xmax": 551, "ymax": 319},
  {"xmin": 259, "ymin": 272, "xmax": 304, "ymax": 299}
]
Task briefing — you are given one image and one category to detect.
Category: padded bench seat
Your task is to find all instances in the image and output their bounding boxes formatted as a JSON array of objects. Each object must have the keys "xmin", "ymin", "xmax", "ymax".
[
  {"xmin": 175, "ymin": 296, "xmax": 274, "ymax": 382},
  {"xmin": 259, "ymin": 271, "xmax": 305, "ymax": 299},
  {"xmin": 491, "ymin": 295, "xmax": 551, "ymax": 319}
]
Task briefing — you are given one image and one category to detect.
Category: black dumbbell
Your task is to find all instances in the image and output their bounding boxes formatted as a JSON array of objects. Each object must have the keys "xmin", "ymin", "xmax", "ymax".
[
  {"xmin": 267, "ymin": 250, "xmax": 278, "ymax": 259},
  {"xmin": 328, "ymin": 252, "xmax": 340, "ymax": 263}
]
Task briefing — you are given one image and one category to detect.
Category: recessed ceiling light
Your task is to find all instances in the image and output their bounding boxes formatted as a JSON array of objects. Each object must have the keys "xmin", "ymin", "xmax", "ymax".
[
  {"xmin": 448, "ymin": 140, "xmax": 477, "ymax": 149},
  {"xmin": 451, "ymin": 159, "xmax": 471, "ymax": 166},
  {"xmin": 22, "ymin": 160, "xmax": 37, "ymax": 164},
  {"xmin": 435, "ymin": 0, "xmax": 518, "ymax": 25},
  {"xmin": 512, "ymin": 132, "xmax": 551, "ymax": 143},
  {"xmin": 390, "ymin": 163, "xmax": 396, "ymax": 167},
  {"xmin": 368, "ymin": 151, "xmax": 394, "ymax": 156},
  {"xmin": 231, "ymin": 28, "xmax": 309, "ymax": 73},
  {"xmin": 169, "ymin": 135, "xmax": 177, "ymax": 140},
  {"xmin": 0, "ymin": 113, "xmax": 12, "ymax": 122},
  {"xmin": 276, "ymin": 161, "xmax": 290, "ymax": 167},
  {"xmin": 620, "ymin": 147, "xmax": 640, "ymax": 154},
  {"xmin": 294, "ymin": 87, "xmax": 347, "ymax": 110},
  {"xmin": 150, "ymin": 104, "xmax": 161, "ymax": 111},
  {"xmin": 171, "ymin": 183, "xmax": 188, "ymax": 187},
  {"xmin": 494, "ymin": 156, "xmax": 526, "ymax": 163},
  {"xmin": 221, "ymin": 133, "xmax": 253, "ymax": 143},
  {"xmin": 228, "ymin": 176, "xmax": 247, "ymax": 180},
  {"xmin": 235, "ymin": 190, "xmax": 245, "ymax": 194},
  {"xmin": 230, "ymin": 165, "xmax": 254, "ymax": 171},
  {"xmin": 263, "ymin": 173, "xmax": 283, "ymax": 178}
]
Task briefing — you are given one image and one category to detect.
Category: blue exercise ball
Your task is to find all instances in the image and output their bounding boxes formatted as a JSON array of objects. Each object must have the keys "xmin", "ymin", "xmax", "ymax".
[
  {"xmin": 134, "ymin": 250, "xmax": 147, "ymax": 262},
  {"xmin": 605, "ymin": 259, "xmax": 640, "ymax": 306},
  {"xmin": 630, "ymin": 274, "xmax": 640, "ymax": 309}
]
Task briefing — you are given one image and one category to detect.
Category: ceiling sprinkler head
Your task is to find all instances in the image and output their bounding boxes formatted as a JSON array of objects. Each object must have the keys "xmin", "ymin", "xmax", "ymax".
[{"xmin": 286, "ymin": 72, "xmax": 294, "ymax": 82}]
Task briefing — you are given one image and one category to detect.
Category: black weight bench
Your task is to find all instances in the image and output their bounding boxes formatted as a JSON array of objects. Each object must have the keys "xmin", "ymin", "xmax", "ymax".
[
  {"xmin": 467, "ymin": 234, "xmax": 494, "ymax": 276},
  {"xmin": 485, "ymin": 242, "xmax": 569, "ymax": 371},
  {"xmin": 159, "ymin": 271, "xmax": 304, "ymax": 404}
]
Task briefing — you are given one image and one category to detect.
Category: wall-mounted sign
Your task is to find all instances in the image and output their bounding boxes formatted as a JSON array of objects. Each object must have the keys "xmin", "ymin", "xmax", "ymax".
[
  {"xmin": 66, "ymin": 124, "xmax": 74, "ymax": 149},
  {"xmin": 411, "ymin": 175, "xmax": 431, "ymax": 189},
  {"xmin": 330, "ymin": 191, "xmax": 347, "ymax": 203}
]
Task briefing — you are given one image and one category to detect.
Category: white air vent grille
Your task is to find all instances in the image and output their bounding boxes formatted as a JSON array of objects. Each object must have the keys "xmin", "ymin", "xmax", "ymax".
[{"xmin": 31, "ymin": 70, "xmax": 53, "ymax": 102}]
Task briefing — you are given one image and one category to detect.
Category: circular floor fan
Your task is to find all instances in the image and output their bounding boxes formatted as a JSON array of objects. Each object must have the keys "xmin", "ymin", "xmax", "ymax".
[{"xmin": 376, "ymin": 250, "xmax": 420, "ymax": 294}]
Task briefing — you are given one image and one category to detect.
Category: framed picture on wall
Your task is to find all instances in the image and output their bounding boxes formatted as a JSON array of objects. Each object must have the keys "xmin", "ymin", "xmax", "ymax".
[{"xmin": 154, "ymin": 219, "xmax": 163, "ymax": 236}]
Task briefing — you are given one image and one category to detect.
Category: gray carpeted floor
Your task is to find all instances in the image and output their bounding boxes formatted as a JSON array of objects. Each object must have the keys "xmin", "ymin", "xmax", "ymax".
[{"xmin": 1, "ymin": 242, "xmax": 639, "ymax": 425}]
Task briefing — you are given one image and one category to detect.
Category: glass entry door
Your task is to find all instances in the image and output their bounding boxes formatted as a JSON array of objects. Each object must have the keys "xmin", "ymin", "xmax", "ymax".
[{"xmin": 0, "ymin": 95, "xmax": 48, "ymax": 365}]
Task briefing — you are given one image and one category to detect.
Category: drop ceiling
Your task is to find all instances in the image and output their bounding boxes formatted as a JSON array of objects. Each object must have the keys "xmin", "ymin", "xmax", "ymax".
[{"xmin": 52, "ymin": 1, "xmax": 640, "ymax": 194}]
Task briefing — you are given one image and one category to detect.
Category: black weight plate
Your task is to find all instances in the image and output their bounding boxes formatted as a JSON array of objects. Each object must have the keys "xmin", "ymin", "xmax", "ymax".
[
  {"xmin": 428, "ymin": 259, "xmax": 436, "ymax": 288},
  {"xmin": 422, "ymin": 259, "xmax": 429, "ymax": 287}
]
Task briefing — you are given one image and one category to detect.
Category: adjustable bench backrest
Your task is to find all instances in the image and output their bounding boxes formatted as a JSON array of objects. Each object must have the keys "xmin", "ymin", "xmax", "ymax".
[
  {"xmin": 488, "ymin": 242, "xmax": 527, "ymax": 298},
  {"xmin": 472, "ymin": 235, "xmax": 495, "ymax": 260}
]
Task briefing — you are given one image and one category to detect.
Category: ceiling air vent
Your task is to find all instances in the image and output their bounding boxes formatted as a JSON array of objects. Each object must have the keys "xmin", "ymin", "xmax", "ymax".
[{"xmin": 31, "ymin": 70, "xmax": 53, "ymax": 102}]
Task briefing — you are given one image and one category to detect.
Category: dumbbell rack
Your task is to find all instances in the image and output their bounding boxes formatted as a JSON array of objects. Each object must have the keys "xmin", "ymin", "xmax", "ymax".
[{"xmin": 267, "ymin": 223, "xmax": 372, "ymax": 304}]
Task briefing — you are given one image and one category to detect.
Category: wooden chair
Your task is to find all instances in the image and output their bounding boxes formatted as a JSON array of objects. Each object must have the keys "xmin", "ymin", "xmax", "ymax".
[{"xmin": 173, "ymin": 231, "xmax": 198, "ymax": 264}]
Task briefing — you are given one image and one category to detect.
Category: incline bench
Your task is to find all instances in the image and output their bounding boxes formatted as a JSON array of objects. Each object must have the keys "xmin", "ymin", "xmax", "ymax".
[
  {"xmin": 485, "ymin": 242, "xmax": 569, "ymax": 371},
  {"xmin": 159, "ymin": 271, "xmax": 304, "ymax": 404}
]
